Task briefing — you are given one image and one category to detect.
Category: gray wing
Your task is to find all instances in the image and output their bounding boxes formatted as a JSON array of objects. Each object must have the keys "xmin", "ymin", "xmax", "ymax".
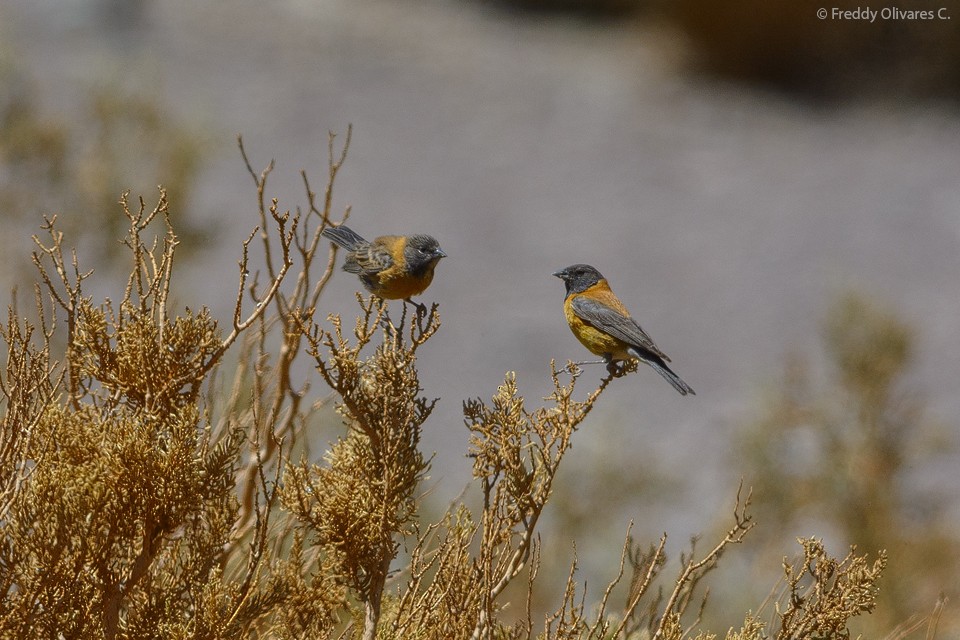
[
  {"xmin": 571, "ymin": 296, "xmax": 669, "ymax": 361},
  {"xmin": 348, "ymin": 243, "xmax": 394, "ymax": 275}
]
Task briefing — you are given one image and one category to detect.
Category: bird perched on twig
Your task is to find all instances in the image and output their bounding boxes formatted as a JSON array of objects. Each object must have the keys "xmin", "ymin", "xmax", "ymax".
[
  {"xmin": 553, "ymin": 263, "xmax": 694, "ymax": 396},
  {"xmin": 322, "ymin": 225, "xmax": 446, "ymax": 304}
]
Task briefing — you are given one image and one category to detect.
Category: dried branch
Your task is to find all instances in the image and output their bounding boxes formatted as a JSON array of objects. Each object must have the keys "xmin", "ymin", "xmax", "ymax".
[
  {"xmin": 465, "ymin": 361, "xmax": 616, "ymax": 640},
  {"xmin": 654, "ymin": 482, "xmax": 755, "ymax": 639}
]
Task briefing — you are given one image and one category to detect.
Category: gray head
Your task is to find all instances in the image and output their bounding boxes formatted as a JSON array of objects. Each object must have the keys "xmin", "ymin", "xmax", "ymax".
[
  {"xmin": 404, "ymin": 235, "xmax": 447, "ymax": 276},
  {"xmin": 552, "ymin": 264, "xmax": 605, "ymax": 296}
]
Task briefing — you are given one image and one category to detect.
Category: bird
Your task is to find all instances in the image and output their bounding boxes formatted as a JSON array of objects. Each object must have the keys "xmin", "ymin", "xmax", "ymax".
[
  {"xmin": 553, "ymin": 263, "xmax": 694, "ymax": 395},
  {"xmin": 321, "ymin": 225, "xmax": 446, "ymax": 303}
]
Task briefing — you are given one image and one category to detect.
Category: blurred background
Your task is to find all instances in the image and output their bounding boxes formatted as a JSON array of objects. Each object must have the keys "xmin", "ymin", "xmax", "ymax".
[{"xmin": 2, "ymin": 0, "xmax": 959, "ymax": 633}]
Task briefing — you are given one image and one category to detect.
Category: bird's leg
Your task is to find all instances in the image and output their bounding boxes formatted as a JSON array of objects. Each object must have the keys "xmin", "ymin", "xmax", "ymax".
[
  {"xmin": 604, "ymin": 356, "xmax": 626, "ymax": 377},
  {"xmin": 403, "ymin": 298, "xmax": 429, "ymax": 318}
]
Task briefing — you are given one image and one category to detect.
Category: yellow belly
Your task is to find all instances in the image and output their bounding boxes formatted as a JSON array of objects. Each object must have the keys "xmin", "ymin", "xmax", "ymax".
[
  {"xmin": 564, "ymin": 304, "xmax": 629, "ymax": 359},
  {"xmin": 375, "ymin": 265, "xmax": 436, "ymax": 299}
]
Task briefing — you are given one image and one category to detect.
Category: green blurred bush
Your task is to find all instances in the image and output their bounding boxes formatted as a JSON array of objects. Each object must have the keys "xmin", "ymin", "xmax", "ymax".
[
  {"xmin": 478, "ymin": 0, "xmax": 649, "ymax": 18},
  {"xmin": 670, "ymin": 0, "xmax": 960, "ymax": 99},
  {"xmin": 735, "ymin": 291, "xmax": 958, "ymax": 635},
  {"xmin": 477, "ymin": 0, "xmax": 960, "ymax": 100},
  {"xmin": 0, "ymin": 57, "xmax": 210, "ymax": 276}
]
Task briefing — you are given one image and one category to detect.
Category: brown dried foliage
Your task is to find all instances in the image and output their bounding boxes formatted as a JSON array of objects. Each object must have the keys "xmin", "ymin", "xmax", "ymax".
[{"xmin": 0, "ymin": 129, "xmax": 901, "ymax": 639}]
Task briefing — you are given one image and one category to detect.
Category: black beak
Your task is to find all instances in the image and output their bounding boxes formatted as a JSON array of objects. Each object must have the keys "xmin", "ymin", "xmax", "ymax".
[{"xmin": 552, "ymin": 269, "xmax": 566, "ymax": 279}]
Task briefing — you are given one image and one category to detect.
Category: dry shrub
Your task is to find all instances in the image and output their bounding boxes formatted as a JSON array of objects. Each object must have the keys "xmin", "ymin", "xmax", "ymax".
[{"xmin": 0, "ymin": 129, "xmax": 911, "ymax": 639}]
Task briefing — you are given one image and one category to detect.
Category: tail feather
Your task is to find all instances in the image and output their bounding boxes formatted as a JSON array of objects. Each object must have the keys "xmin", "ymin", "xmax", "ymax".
[
  {"xmin": 651, "ymin": 362, "xmax": 695, "ymax": 396},
  {"xmin": 321, "ymin": 225, "xmax": 367, "ymax": 251},
  {"xmin": 629, "ymin": 347, "xmax": 695, "ymax": 396}
]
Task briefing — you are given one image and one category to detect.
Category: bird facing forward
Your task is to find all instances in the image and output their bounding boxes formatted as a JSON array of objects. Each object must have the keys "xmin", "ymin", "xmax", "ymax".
[
  {"xmin": 322, "ymin": 225, "xmax": 446, "ymax": 302},
  {"xmin": 553, "ymin": 264, "xmax": 694, "ymax": 396}
]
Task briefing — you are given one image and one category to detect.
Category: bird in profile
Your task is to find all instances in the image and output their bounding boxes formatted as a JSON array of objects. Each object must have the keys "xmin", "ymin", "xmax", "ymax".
[
  {"xmin": 322, "ymin": 225, "xmax": 446, "ymax": 305},
  {"xmin": 553, "ymin": 263, "xmax": 694, "ymax": 396}
]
